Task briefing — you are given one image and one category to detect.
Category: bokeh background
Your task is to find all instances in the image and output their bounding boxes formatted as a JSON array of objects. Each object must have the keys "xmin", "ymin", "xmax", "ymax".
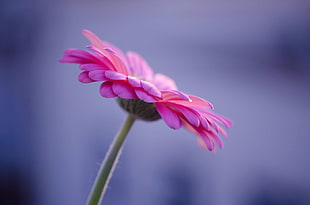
[{"xmin": 1, "ymin": 0, "xmax": 310, "ymax": 204}]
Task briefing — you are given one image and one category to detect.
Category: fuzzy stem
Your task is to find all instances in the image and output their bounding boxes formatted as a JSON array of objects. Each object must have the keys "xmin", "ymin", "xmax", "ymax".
[{"xmin": 87, "ymin": 114, "xmax": 136, "ymax": 205}]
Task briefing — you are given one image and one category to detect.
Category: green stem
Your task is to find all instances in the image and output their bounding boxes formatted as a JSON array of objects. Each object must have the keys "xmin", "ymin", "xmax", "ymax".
[{"xmin": 87, "ymin": 114, "xmax": 136, "ymax": 205}]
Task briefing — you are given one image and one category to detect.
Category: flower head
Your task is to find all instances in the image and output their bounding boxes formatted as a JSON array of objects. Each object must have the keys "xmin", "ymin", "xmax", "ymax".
[{"xmin": 60, "ymin": 30, "xmax": 232, "ymax": 151}]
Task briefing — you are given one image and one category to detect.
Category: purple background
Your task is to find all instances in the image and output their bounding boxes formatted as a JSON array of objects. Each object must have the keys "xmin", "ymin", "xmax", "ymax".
[{"xmin": 1, "ymin": 0, "xmax": 310, "ymax": 204}]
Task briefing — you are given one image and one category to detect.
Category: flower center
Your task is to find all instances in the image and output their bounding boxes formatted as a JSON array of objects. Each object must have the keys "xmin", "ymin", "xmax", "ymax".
[{"xmin": 117, "ymin": 98, "xmax": 161, "ymax": 121}]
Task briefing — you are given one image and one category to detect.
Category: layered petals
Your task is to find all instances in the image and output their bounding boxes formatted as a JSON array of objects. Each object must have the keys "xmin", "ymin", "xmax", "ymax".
[
  {"xmin": 100, "ymin": 82, "xmax": 117, "ymax": 98},
  {"xmin": 155, "ymin": 103, "xmax": 182, "ymax": 130},
  {"xmin": 78, "ymin": 71, "xmax": 95, "ymax": 83},
  {"xmin": 59, "ymin": 49, "xmax": 102, "ymax": 65},
  {"xmin": 82, "ymin": 29, "xmax": 129, "ymax": 70},
  {"xmin": 60, "ymin": 29, "xmax": 232, "ymax": 151},
  {"xmin": 135, "ymin": 89, "xmax": 158, "ymax": 103},
  {"xmin": 127, "ymin": 51, "xmax": 153, "ymax": 81},
  {"xmin": 88, "ymin": 70, "xmax": 107, "ymax": 81},
  {"xmin": 112, "ymin": 81, "xmax": 137, "ymax": 99},
  {"xmin": 156, "ymin": 91, "xmax": 233, "ymax": 151}
]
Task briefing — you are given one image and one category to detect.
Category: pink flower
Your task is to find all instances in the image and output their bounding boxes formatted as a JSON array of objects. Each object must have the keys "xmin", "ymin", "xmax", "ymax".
[{"xmin": 60, "ymin": 30, "xmax": 232, "ymax": 151}]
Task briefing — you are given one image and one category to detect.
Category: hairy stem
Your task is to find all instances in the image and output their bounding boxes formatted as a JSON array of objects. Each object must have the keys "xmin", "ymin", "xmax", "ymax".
[{"xmin": 87, "ymin": 114, "xmax": 136, "ymax": 205}]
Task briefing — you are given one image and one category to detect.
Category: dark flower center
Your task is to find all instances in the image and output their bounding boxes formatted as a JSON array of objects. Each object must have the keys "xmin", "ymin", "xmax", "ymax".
[{"xmin": 117, "ymin": 98, "xmax": 161, "ymax": 121}]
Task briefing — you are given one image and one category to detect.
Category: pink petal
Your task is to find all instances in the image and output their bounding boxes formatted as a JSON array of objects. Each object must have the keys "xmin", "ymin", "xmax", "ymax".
[
  {"xmin": 161, "ymin": 90, "xmax": 191, "ymax": 102},
  {"xmin": 189, "ymin": 127, "xmax": 215, "ymax": 151},
  {"xmin": 183, "ymin": 122, "xmax": 212, "ymax": 150},
  {"xmin": 106, "ymin": 52, "xmax": 129, "ymax": 75},
  {"xmin": 105, "ymin": 71, "xmax": 127, "ymax": 81},
  {"xmin": 127, "ymin": 51, "xmax": 154, "ymax": 80},
  {"xmin": 171, "ymin": 104, "xmax": 200, "ymax": 127},
  {"xmin": 197, "ymin": 137, "xmax": 208, "ymax": 150},
  {"xmin": 60, "ymin": 49, "xmax": 100, "ymax": 64},
  {"xmin": 102, "ymin": 46, "xmax": 129, "ymax": 69},
  {"xmin": 207, "ymin": 112, "xmax": 233, "ymax": 128},
  {"xmin": 188, "ymin": 95, "xmax": 214, "ymax": 109},
  {"xmin": 135, "ymin": 89, "xmax": 158, "ymax": 103},
  {"xmin": 201, "ymin": 133, "xmax": 215, "ymax": 151},
  {"xmin": 209, "ymin": 131, "xmax": 224, "ymax": 149},
  {"xmin": 59, "ymin": 56, "xmax": 82, "ymax": 64},
  {"xmin": 82, "ymin": 33, "xmax": 130, "ymax": 74},
  {"xmin": 153, "ymin": 73, "xmax": 177, "ymax": 90},
  {"xmin": 87, "ymin": 45, "xmax": 129, "ymax": 75},
  {"xmin": 207, "ymin": 119, "xmax": 220, "ymax": 133},
  {"xmin": 200, "ymin": 116, "xmax": 210, "ymax": 131},
  {"xmin": 100, "ymin": 82, "xmax": 117, "ymax": 98},
  {"xmin": 86, "ymin": 46, "xmax": 116, "ymax": 71},
  {"xmin": 127, "ymin": 76, "xmax": 142, "ymax": 87},
  {"xmin": 141, "ymin": 80, "xmax": 162, "ymax": 98},
  {"xmin": 78, "ymin": 71, "xmax": 95, "ymax": 83},
  {"xmin": 218, "ymin": 126, "xmax": 228, "ymax": 138},
  {"xmin": 79, "ymin": 63, "xmax": 107, "ymax": 71},
  {"xmin": 88, "ymin": 70, "xmax": 107, "ymax": 81},
  {"xmin": 82, "ymin": 30, "xmax": 129, "ymax": 68},
  {"xmin": 155, "ymin": 103, "xmax": 182, "ymax": 130},
  {"xmin": 82, "ymin": 30, "xmax": 105, "ymax": 50},
  {"xmin": 197, "ymin": 109, "xmax": 232, "ymax": 129},
  {"xmin": 112, "ymin": 81, "xmax": 137, "ymax": 99}
]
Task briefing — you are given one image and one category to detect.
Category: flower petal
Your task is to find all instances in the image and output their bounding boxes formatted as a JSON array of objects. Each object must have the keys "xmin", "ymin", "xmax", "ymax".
[
  {"xmin": 200, "ymin": 132, "xmax": 215, "ymax": 151},
  {"xmin": 105, "ymin": 71, "xmax": 127, "ymax": 81},
  {"xmin": 172, "ymin": 104, "xmax": 200, "ymax": 127},
  {"xmin": 82, "ymin": 29, "xmax": 129, "ymax": 68},
  {"xmin": 60, "ymin": 49, "xmax": 100, "ymax": 64},
  {"xmin": 127, "ymin": 76, "xmax": 142, "ymax": 87},
  {"xmin": 83, "ymin": 33, "xmax": 129, "ymax": 74},
  {"xmin": 85, "ymin": 45, "xmax": 116, "ymax": 71},
  {"xmin": 106, "ymin": 52, "xmax": 129, "ymax": 75},
  {"xmin": 100, "ymin": 82, "xmax": 117, "ymax": 98},
  {"xmin": 209, "ymin": 131, "xmax": 224, "ymax": 149},
  {"xmin": 82, "ymin": 30, "xmax": 105, "ymax": 50},
  {"xmin": 88, "ymin": 70, "xmax": 107, "ymax": 81},
  {"xmin": 112, "ymin": 81, "xmax": 137, "ymax": 99},
  {"xmin": 197, "ymin": 137, "xmax": 208, "ymax": 150},
  {"xmin": 218, "ymin": 126, "xmax": 228, "ymax": 138},
  {"xmin": 188, "ymin": 95, "xmax": 214, "ymax": 109},
  {"xmin": 127, "ymin": 51, "xmax": 153, "ymax": 81},
  {"xmin": 207, "ymin": 119, "xmax": 220, "ymax": 133},
  {"xmin": 203, "ymin": 111, "xmax": 233, "ymax": 128},
  {"xmin": 161, "ymin": 90, "xmax": 191, "ymax": 102},
  {"xmin": 79, "ymin": 63, "xmax": 107, "ymax": 71},
  {"xmin": 135, "ymin": 89, "xmax": 158, "ymax": 103},
  {"xmin": 155, "ymin": 103, "xmax": 182, "ymax": 129},
  {"xmin": 141, "ymin": 80, "xmax": 162, "ymax": 98},
  {"xmin": 153, "ymin": 73, "xmax": 177, "ymax": 90},
  {"xmin": 87, "ymin": 45, "xmax": 129, "ymax": 75},
  {"xmin": 200, "ymin": 116, "xmax": 210, "ymax": 131},
  {"xmin": 183, "ymin": 122, "xmax": 212, "ymax": 150},
  {"xmin": 78, "ymin": 71, "xmax": 95, "ymax": 83}
]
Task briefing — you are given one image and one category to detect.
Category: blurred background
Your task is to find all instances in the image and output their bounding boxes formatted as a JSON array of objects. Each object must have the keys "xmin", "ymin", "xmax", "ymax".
[{"xmin": 1, "ymin": 0, "xmax": 310, "ymax": 204}]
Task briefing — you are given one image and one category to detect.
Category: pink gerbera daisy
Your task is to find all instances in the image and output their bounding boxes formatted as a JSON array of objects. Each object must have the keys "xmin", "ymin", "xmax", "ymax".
[{"xmin": 60, "ymin": 30, "xmax": 232, "ymax": 151}]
